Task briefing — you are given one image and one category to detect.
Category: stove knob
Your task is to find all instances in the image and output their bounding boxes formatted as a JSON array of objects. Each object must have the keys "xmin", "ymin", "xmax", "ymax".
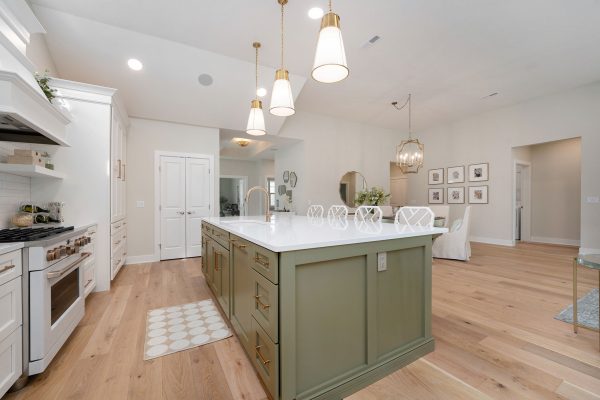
[
  {"xmin": 66, "ymin": 246, "xmax": 74, "ymax": 255},
  {"xmin": 75, "ymin": 238, "xmax": 80, "ymax": 247},
  {"xmin": 46, "ymin": 250, "xmax": 55, "ymax": 261},
  {"xmin": 59, "ymin": 246, "xmax": 66, "ymax": 257}
]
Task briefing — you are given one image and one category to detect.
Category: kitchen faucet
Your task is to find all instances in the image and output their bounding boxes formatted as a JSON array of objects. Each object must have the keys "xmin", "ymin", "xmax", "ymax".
[{"xmin": 244, "ymin": 186, "xmax": 272, "ymax": 222}]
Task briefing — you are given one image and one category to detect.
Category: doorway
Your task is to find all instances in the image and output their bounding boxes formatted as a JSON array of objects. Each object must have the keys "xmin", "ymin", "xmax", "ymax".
[
  {"xmin": 220, "ymin": 176, "xmax": 247, "ymax": 216},
  {"xmin": 155, "ymin": 152, "xmax": 214, "ymax": 261},
  {"xmin": 513, "ymin": 161, "xmax": 531, "ymax": 243}
]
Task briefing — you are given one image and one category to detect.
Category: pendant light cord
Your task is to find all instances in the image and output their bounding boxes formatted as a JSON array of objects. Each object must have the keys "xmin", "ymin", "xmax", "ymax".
[
  {"xmin": 329, "ymin": 0, "xmax": 332, "ymax": 12},
  {"xmin": 280, "ymin": 2, "xmax": 284, "ymax": 69},
  {"xmin": 392, "ymin": 94, "xmax": 413, "ymax": 139},
  {"xmin": 255, "ymin": 45, "xmax": 259, "ymax": 100}
]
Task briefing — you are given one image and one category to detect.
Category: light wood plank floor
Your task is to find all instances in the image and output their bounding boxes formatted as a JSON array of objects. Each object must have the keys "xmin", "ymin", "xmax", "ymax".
[{"xmin": 6, "ymin": 242, "xmax": 600, "ymax": 400}]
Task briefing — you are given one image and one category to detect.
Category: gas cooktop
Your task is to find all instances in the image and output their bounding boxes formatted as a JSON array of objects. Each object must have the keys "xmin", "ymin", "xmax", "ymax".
[{"xmin": 0, "ymin": 226, "xmax": 74, "ymax": 243}]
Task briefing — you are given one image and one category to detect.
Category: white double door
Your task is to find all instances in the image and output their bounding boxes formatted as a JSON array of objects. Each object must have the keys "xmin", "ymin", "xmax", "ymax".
[{"xmin": 160, "ymin": 156, "xmax": 211, "ymax": 260}]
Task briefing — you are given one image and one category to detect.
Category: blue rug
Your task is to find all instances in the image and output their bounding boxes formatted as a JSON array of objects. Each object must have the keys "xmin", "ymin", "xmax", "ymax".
[{"xmin": 555, "ymin": 288, "xmax": 599, "ymax": 330}]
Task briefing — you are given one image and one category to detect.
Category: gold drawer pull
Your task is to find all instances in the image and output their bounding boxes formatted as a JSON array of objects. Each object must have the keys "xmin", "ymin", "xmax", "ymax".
[
  {"xmin": 254, "ymin": 295, "xmax": 270, "ymax": 310},
  {"xmin": 84, "ymin": 279, "xmax": 93, "ymax": 288},
  {"xmin": 255, "ymin": 345, "xmax": 270, "ymax": 366},
  {"xmin": 254, "ymin": 256, "xmax": 269, "ymax": 268},
  {"xmin": 0, "ymin": 264, "xmax": 16, "ymax": 273},
  {"xmin": 214, "ymin": 251, "xmax": 221, "ymax": 271},
  {"xmin": 230, "ymin": 239, "xmax": 247, "ymax": 249}
]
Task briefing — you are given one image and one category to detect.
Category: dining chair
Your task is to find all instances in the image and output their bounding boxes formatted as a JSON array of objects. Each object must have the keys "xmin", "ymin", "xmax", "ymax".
[
  {"xmin": 432, "ymin": 206, "xmax": 472, "ymax": 261},
  {"xmin": 307, "ymin": 204, "xmax": 324, "ymax": 218},
  {"xmin": 327, "ymin": 205, "xmax": 349, "ymax": 219},
  {"xmin": 395, "ymin": 206, "xmax": 435, "ymax": 228},
  {"xmin": 354, "ymin": 205, "xmax": 383, "ymax": 222}
]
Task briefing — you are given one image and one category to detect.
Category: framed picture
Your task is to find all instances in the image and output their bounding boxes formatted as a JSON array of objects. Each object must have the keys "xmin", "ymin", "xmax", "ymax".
[
  {"xmin": 447, "ymin": 187, "xmax": 465, "ymax": 204},
  {"xmin": 468, "ymin": 163, "xmax": 489, "ymax": 182},
  {"xmin": 428, "ymin": 188, "xmax": 444, "ymax": 204},
  {"xmin": 428, "ymin": 168, "xmax": 444, "ymax": 185},
  {"xmin": 447, "ymin": 166, "xmax": 465, "ymax": 184},
  {"xmin": 468, "ymin": 185, "xmax": 488, "ymax": 204},
  {"xmin": 283, "ymin": 170, "xmax": 290, "ymax": 183},
  {"xmin": 289, "ymin": 172, "xmax": 297, "ymax": 188}
]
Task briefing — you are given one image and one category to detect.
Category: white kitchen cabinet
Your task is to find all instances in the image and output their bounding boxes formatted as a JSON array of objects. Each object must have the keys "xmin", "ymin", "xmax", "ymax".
[
  {"xmin": 83, "ymin": 225, "xmax": 97, "ymax": 298},
  {"xmin": 0, "ymin": 248, "xmax": 22, "ymax": 398},
  {"xmin": 111, "ymin": 106, "xmax": 127, "ymax": 223}
]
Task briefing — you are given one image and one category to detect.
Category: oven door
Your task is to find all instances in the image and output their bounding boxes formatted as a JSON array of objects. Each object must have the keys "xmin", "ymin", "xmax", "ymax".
[{"xmin": 29, "ymin": 252, "xmax": 90, "ymax": 365}]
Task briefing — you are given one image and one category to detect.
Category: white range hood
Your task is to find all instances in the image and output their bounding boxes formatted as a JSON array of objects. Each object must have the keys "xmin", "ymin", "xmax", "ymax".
[{"xmin": 0, "ymin": 0, "xmax": 71, "ymax": 146}]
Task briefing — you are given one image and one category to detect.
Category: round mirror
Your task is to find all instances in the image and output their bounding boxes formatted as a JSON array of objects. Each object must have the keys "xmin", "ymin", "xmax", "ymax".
[{"xmin": 339, "ymin": 171, "xmax": 367, "ymax": 207}]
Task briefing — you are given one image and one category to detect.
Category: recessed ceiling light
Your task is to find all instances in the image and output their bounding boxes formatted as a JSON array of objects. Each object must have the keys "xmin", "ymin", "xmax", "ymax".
[
  {"xmin": 256, "ymin": 87, "xmax": 267, "ymax": 97},
  {"xmin": 308, "ymin": 7, "xmax": 324, "ymax": 19},
  {"xmin": 198, "ymin": 73, "xmax": 214, "ymax": 86},
  {"xmin": 127, "ymin": 58, "xmax": 143, "ymax": 71}
]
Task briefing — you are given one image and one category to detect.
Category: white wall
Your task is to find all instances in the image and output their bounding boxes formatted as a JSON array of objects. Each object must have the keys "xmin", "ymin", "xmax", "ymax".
[
  {"xmin": 126, "ymin": 118, "xmax": 219, "ymax": 259},
  {"xmin": 405, "ymin": 82, "xmax": 600, "ymax": 252},
  {"xmin": 530, "ymin": 138, "xmax": 581, "ymax": 245},
  {"xmin": 26, "ymin": 33, "xmax": 58, "ymax": 75},
  {"xmin": 274, "ymin": 111, "xmax": 399, "ymax": 215}
]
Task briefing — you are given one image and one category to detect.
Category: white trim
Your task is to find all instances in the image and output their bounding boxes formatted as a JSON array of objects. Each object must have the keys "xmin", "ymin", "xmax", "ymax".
[
  {"xmin": 579, "ymin": 248, "xmax": 600, "ymax": 255},
  {"xmin": 470, "ymin": 236, "xmax": 514, "ymax": 247},
  {"xmin": 126, "ymin": 254, "xmax": 159, "ymax": 265},
  {"xmin": 154, "ymin": 151, "xmax": 215, "ymax": 262},
  {"xmin": 529, "ymin": 236, "xmax": 580, "ymax": 247}
]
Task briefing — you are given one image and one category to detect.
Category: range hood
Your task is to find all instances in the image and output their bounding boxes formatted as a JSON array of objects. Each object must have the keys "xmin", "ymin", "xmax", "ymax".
[{"xmin": 0, "ymin": 70, "xmax": 71, "ymax": 146}]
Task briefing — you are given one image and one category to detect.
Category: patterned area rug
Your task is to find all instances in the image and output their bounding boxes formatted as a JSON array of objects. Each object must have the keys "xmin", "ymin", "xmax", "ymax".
[
  {"xmin": 555, "ymin": 288, "xmax": 599, "ymax": 330},
  {"xmin": 143, "ymin": 299, "xmax": 232, "ymax": 360}
]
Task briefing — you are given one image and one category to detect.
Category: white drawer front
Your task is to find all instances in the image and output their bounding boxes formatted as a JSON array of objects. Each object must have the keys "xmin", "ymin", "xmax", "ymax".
[
  {"xmin": 83, "ymin": 263, "xmax": 96, "ymax": 297},
  {"xmin": 0, "ymin": 278, "xmax": 21, "ymax": 343},
  {"xmin": 0, "ymin": 326, "xmax": 22, "ymax": 398},
  {"xmin": 110, "ymin": 219, "xmax": 126, "ymax": 236},
  {"xmin": 0, "ymin": 251, "xmax": 21, "ymax": 287}
]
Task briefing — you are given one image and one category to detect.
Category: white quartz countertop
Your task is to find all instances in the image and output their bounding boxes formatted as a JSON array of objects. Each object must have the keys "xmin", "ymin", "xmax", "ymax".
[
  {"xmin": 0, "ymin": 242, "xmax": 24, "ymax": 255},
  {"xmin": 202, "ymin": 215, "xmax": 447, "ymax": 252}
]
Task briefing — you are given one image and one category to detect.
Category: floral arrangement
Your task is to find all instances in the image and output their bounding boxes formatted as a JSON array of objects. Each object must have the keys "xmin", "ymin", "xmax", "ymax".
[
  {"xmin": 34, "ymin": 70, "xmax": 56, "ymax": 103},
  {"xmin": 355, "ymin": 186, "xmax": 390, "ymax": 206}
]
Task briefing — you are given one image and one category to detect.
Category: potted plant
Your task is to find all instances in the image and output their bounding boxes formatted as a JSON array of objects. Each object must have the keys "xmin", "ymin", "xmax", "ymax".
[{"xmin": 355, "ymin": 186, "xmax": 390, "ymax": 207}]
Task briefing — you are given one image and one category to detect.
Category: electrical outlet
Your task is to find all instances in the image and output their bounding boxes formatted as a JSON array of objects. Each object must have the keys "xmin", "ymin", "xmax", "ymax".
[
  {"xmin": 136, "ymin": 200, "xmax": 145, "ymax": 208},
  {"xmin": 587, "ymin": 196, "xmax": 599, "ymax": 204},
  {"xmin": 377, "ymin": 252, "xmax": 387, "ymax": 272}
]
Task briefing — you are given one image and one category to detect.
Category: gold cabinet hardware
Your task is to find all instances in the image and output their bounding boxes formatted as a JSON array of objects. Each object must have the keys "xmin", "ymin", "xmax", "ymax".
[
  {"xmin": 254, "ymin": 295, "xmax": 270, "ymax": 310},
  {"xmin": 117, "ymin": 159, "xmax": 122, "ymax": 179},
  {"xmin": 0, "ymin": 264, "xmax": 15, "ymax": 273},
  {"xmin": 230, "ymin": 239, "xmax": 247, "ymax": 249},
  {"xmin": 255, "ymin": 345, "xmax": 270, "ymax": 366},
  {"xmin": 254, "ymin": 256, "xmax": 269, "ymax": 267},
  {"xmin": 214, "ymin": 251, "xmax": 221, "ymax": 271}
]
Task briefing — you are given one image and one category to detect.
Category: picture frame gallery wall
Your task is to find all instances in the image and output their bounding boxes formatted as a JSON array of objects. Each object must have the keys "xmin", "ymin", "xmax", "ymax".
[{"xmin": 427, "ymin": 163, "xmax": 490, "ymax": 205}]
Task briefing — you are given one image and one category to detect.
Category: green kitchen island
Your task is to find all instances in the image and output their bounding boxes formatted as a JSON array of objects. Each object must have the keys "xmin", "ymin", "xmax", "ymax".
[{"xmin": 201, "ymin": 215, "xmax": 446, "ymax": 400}]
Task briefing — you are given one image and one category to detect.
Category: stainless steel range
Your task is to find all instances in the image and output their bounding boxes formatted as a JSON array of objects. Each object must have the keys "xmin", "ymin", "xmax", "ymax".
[{"xmin": 0, "ymin": 226, "xmax": 93, "ymax": 386}]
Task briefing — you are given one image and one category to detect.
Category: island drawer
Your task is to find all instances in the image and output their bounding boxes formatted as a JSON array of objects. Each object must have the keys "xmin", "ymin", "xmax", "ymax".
[
  {"xmin": 211, "ymin": 226, "xmax": 230, "ymax": 249},
  {"xmin": 0, "ymin": 250, "xmax": 22, "ymax": 287},
  {"xmin": 251, "ymin": 317, "xmax": 279, "ymax": 400},
  {"xmin": 251, "ymin": 245, "xmax": 278, "ymax": 284},
  {"xmin": 251, "ymin": 268, "xmax": 278, "ymax": 343}
]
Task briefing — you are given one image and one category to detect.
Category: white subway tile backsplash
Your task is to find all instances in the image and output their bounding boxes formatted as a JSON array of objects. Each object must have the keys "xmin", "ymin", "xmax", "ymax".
[{"xmin": 0, "ymin": 143, "xmax": 32, "ymax": 228}]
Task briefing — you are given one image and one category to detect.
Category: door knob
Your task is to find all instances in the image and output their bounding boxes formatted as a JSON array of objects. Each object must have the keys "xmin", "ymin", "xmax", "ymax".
[
  {"xmin": 187, "ymin": 211, "xmax": 193, "ymax": 214},
  {"xmin": 178, "ymin": 211, "xmax": 185, "ymax": 215}
]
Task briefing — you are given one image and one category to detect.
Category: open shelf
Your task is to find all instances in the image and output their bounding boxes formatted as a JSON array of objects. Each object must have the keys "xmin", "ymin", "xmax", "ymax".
[{"xmin": 0, "ymin": 164, "xmax": 65, "ymax": 179}]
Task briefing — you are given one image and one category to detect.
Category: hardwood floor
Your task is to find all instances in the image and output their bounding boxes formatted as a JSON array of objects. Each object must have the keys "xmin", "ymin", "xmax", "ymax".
[{"xmin": 6, "ymin": 242, "xmax": 600, "ymax": 400}]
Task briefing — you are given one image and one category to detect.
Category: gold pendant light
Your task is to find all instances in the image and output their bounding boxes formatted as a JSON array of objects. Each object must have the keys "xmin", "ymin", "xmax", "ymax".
[
  {"xmin": 312, "ymin": 0, "xmax": 349, "ymax": 83},
  {"xmin": 270, "ymin": 0, "xmax": 295, "ymax": 117},
  {"xmin": 247, "ymin": 42, "xmax": 267, "ymax": 136},
  {"xmin": 394, "ymin": 94, "xmax": 424, "ymax": 174}
]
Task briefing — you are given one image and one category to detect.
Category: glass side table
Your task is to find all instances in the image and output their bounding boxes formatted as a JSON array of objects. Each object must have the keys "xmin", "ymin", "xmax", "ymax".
[{"xmin": 573, "ymin": 254, "xmax": 600, "ymax": 350}]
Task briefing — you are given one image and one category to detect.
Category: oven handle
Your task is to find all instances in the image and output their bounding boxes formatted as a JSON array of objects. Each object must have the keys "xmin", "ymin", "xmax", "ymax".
[{"xmin": 47, "ymin": 252, "xmax": 91, "ymax": 280}]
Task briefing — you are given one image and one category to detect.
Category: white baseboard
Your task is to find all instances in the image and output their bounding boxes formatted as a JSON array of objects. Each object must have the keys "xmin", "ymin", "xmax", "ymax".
[
  {"xmin": 126, "ymin": 254, "xmax": 159, "ymax": 265},
  {"xmin": 579, "ymin": 248, "xmax": 600, "ymax": 255},
  {"xmin": 469, "ymin": 236, "xmax": 514, "ymax": 247},
  {"xmin": 529, "ymin": 236, "xmax": 580, "ymax": 247}
]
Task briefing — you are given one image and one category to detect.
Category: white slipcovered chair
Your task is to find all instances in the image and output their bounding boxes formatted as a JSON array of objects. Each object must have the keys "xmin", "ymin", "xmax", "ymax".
[
  {"xmin": 428, "ymin": 205, "xmax": 450, "ymax": 228},
  {"xmin": 307, "ymin": 204, "xmax": 324, "ymax": 218},
  {"xmin": 327, "ymin": 205, "xmax": 349, "ymax": 219},
  {"xmin": 354, "ymin": 205, "xmax": 383, "ymax": 222},
  {"xmin": 379, "ymin": 205, "xmax": 394, "ymax": 218},
  {"xmin": 432, "ymin": 206, "xmax": 472, "ymax": 261},
  {"xmin": 395, "ymin": 207, "xmax": 434, "ymax": 228}
]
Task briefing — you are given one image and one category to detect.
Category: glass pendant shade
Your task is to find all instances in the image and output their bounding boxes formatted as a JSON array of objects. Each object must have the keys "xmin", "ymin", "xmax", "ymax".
[
  {"xmin": 269, "ymin": 69, "xmax": 295, "ymax": 117},
  {"xmin": 396, "ymin": 139, "xmax": 424, "ymax": 174},
  {"xmin": 246, "ymin": 100, "xmax": 266, "ymax": 136},
  {"xmin": 312, "ymin": 12, "xmax": 349, "ymax": 83}
]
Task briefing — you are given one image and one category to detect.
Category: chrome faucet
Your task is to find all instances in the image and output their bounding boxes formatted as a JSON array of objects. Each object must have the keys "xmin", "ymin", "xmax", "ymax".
[{"xmin": 244, "ymin": 186, "xmax": 272, "ymax": 222}]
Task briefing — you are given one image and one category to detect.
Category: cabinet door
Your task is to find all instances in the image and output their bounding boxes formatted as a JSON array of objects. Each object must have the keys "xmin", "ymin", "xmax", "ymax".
[
  {"xmin": 205, "ymin": 239, "xmax": 215, "ymax": 289},
  {"xmin": 231, "ymin": 237, "xmax": 254, "ymax": 352},
  {"xmin": 110, "ymin": 111, "xmax": 120, "ymax": 222},
  {"xmin": 216, "ymin": 248, "xmax": 230, "ymax": 318},
  {"xmin": 201, "ymin": 236, "xmax": 208, "ymax": 275},
  {"xmin": 119, "ymin": 124, "xmax": 127, "ymax": 220}
]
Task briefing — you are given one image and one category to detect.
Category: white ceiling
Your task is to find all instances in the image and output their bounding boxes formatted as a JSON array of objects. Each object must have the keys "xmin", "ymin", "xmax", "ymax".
[
  {"xmin": 220, "ymin": 129, "xmax": 301, "ymax": 160},
  {"xmin": 30, "ymin": 0, "xmax": 600, "ymax": 133}
]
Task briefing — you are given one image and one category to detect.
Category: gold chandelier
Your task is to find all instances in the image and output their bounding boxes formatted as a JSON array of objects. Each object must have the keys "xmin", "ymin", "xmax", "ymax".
[{"xmin": 393, "ymin": 94, "xmax": 424, "ymax": 174}]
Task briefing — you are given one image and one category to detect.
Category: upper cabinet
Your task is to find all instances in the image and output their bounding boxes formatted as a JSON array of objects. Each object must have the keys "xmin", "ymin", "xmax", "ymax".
[{"xmin": 111, "ymin": 106, "xmax": 127, "ymax": 223}]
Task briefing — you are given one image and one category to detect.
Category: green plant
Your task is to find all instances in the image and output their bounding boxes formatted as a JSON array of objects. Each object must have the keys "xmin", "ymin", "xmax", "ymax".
[
  {"xmin": 34, "ymin": 70, "xmax": 56, "ymax": 103},
  {"xmin": 355, "ymin": 186, "xmax": 390, "ymax": 206}
]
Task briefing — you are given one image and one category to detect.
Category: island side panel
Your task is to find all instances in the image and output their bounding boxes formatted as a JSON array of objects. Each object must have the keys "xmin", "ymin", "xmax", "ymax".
[{"xmin": 280, "ymin": 236, "xmax": 434, "ymax": 400}]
